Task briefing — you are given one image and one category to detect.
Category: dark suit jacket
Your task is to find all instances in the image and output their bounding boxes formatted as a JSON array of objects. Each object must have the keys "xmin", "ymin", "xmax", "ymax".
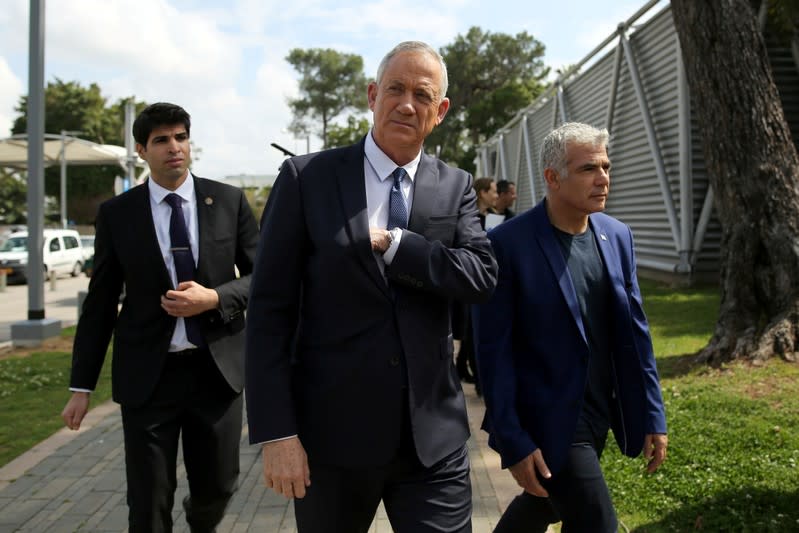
[
  {"xmin": 245, "ymin": 139, "xmax": 498, "ymax": 468},
  {"xmin": 70, "ymin": 176, "xmax": 260, "ymax": 407},
  {"xmin": 474, "ymin": 199, "xmax": 667, "ymax": 475}
]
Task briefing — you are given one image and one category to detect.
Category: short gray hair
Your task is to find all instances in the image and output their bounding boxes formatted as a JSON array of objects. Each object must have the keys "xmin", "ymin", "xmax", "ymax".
[
  {"xmin": 376, "ymin": 41, "xmax": 449, "ymax": 99},
  {"xmin": 540, "ymin": 122, "xmax": 609, "ymax": 176}
]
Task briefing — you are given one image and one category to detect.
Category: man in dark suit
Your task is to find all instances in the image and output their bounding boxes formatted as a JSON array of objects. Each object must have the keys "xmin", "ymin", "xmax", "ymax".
[
  {"xmin": 245, "ymin": 41, "xmax": 498, "ymax": 532},
  {"xmin": 61, "ymin": 103, "xmax": 259, "ymax": 532},
  {"xmin": 474, "ymin": 122, "xmax": 668, "ymax": 532}
]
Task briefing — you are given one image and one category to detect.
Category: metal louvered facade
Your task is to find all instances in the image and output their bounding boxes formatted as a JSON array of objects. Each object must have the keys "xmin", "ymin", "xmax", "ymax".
[{"xmin": 476, "ymin": 0, "xmax": 798, "ymax": 284}]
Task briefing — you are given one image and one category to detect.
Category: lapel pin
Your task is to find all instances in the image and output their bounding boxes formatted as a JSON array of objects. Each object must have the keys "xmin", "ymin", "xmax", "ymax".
[
  {"xmin": 600, "ymin": 233, "xmax": 607, "ymax": 241},
  {"xmin": 205, "ymin": 197, "xmax": 213, "ymax": 206}
]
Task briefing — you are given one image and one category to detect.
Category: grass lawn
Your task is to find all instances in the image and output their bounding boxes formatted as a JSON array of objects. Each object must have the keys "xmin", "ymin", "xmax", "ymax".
[
  {"xmin": 603, "ymin": 280, "xmax": 799, "ymax": 532},
  {"xmin": 0, "ymin": 327, "xmax": 113, "ymax": 467}
]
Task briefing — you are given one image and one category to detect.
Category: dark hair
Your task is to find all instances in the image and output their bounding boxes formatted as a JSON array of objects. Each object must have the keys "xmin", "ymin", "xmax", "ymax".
[
  {"xmin": 497, "ymin": 180, "xmax": 515, "ymax": 195},
  {"xmin": 473, "ymin": 177, "xmax": 495, "ymax": 194},
  {"xmin": 132, "ymin": 102, "xmax": 191, "ymax": 146}
]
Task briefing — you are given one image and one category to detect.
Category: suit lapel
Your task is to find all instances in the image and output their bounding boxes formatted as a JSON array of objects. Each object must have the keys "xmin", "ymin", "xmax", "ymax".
[
  {"xmin": 589, "ymin": 215, "xmax": 627, "ymax": 307},
  {"xmin": 194, "ymin": 177, "xmax": 214, "ymax": 284},
  {"xmin": 136, "ymin": 181, "xmax": 172, "ymax": 287},
  {"xmin": 533, "ymin": 201, "xmax": 588, "ymax": 345},
  {"xmin": 334, "ymin": 143, "xmax": 392, "ymax": 299},
  {"xmin": 407, "ymin": 152, "xmax": 438, "ymax": 233}
]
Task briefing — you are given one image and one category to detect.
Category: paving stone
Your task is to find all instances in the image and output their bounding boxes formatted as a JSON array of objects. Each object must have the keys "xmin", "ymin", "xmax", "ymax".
[
  {"xmin": 0, "ymin": 472, "xmax": 46, "ymax": 497},
  {"xmin": 30, "ymin": 477, "xmax": 77, "ymax": 500},
  {"xmin": 0, "ymin": 497, "xmax": 47, "ymax": 526}
]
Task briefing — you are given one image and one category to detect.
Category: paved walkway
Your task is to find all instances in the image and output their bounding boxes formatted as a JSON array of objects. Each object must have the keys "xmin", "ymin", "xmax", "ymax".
[{"xmin": 0, "ymin": 383, "xmax": 524, "ymax": 532}]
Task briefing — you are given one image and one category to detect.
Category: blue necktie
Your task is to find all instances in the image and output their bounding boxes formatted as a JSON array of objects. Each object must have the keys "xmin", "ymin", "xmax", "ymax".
[
  {"xmin": 387, "ymin": 167, "xmax": 409, "ymax": 230},
  {"xmin": 165, "ymin": 193, "xmax": 204, "ymax": 347}
]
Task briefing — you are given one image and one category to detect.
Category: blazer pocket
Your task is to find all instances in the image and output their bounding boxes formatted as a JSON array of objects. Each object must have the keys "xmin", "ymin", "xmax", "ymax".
[{"xmin": 425, "ymin": 215, "xmax": 458, "ymax": 247}]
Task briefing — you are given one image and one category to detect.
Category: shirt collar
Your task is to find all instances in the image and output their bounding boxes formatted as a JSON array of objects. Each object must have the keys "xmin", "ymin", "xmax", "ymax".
[
  {"xmin": 148, "ymin": 172, "xmax": 195, "ymax": 204},
  {"xmin": 364, "ymin": 129, "xmax": 421, "ymax": 183}
]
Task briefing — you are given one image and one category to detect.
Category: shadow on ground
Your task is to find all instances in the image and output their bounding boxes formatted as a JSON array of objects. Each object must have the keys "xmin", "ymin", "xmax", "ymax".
[{"xmin": 630, "ymin": 487, "xmax": 799, "ymax": 532}]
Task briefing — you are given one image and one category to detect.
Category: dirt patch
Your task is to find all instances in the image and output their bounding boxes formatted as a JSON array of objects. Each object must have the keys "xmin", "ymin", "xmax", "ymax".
[{"xmin": 0, "ymin": 336, "xmax": 74, "ymax": 360}]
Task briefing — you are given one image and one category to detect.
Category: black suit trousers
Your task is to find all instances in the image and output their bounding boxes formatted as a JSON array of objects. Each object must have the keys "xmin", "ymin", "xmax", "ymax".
[
  {"xmin": 493, "ymin": 439, "xmax": 617, "ymax": 533},
  {"xmin": 294, "ymin": 400, "xmax": 472, "ymax": 533},
  {"xmin": 120, "ymin": 349, "xmax": 241, "ymax": 533}
]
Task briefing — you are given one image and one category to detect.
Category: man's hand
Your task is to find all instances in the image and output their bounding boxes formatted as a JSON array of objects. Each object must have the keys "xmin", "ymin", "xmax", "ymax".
[
  {"xmin": 643, "ymin": 433, "xmax": 668, "ymax": 473},
  {"xmin": 161, "ymin": 281, "xmax": 219, "ymax": 317},
  {"xmin": 262, "ymin": 437, "xmax": 311, "ymax": 499},
  {"xmin": 369, "ymin": 227, "xmax": 392, "ymax": 254},
  {"xmin": 61, "ymin": 391, "xmax": 90, "ymax": 431},
  {"xmin": 508, "ymin": 449, "xmax": 552, "ymax": 497}
]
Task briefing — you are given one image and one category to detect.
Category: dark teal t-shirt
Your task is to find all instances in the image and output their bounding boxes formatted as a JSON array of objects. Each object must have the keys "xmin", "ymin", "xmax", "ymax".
[{"xmin": 553, "ymin": 224, "xmax": 614, "ymax": 448}]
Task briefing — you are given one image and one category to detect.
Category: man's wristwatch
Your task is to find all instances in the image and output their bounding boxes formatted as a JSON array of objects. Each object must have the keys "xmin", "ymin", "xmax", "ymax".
[{"xmin": 385, "ymin": 228, "xmax": 401, "ymax": 251}]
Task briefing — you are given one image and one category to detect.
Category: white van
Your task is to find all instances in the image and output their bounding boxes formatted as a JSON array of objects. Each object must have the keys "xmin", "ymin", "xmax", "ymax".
[{"xmin": 0, "ymin": 229, "xmax": 84, "ymax": 283}]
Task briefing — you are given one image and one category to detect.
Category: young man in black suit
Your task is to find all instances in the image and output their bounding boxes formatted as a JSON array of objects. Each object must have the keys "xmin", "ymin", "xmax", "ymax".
[
  {"xmin": 245, "ymin": 41, "xmax": 498, "ymax": 532},
  {"xmin": 61, "ymin": 102, "xmax": 260, "ymax": 532}
]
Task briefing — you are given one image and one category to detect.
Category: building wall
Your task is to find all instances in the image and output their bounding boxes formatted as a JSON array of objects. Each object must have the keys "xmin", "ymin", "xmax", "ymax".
[{"xmin": 478, "ymin": 1, "xmax": 796, "ymax": 284}]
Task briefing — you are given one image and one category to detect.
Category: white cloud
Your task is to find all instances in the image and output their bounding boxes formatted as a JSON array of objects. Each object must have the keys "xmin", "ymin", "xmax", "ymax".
[
  {"xmin": 47, "ymin": 0, "xmax": 240, "ymax": 80},
  {"xmin": 0, "ymin": 58, "xmax": 23, "ymax": 137},
  {"xmin": 189, "ymin": 57, "xmax": 301, "ymax": 177}
]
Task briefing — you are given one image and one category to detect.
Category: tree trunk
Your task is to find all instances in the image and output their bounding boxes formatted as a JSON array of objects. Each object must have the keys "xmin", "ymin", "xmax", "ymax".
[{"xmin": 671, "ymin": 0, "xmax": 799, "ymax": 364}]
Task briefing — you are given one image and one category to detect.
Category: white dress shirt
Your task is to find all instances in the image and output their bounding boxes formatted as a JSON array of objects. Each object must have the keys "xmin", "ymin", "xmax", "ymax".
[
  {"xmin": 148, "ymin": 174, "xmax": 200, "ymax": 352},
  {"xmin": 363, "ymin": 129, "xmax": 421, "ymax": 268}
]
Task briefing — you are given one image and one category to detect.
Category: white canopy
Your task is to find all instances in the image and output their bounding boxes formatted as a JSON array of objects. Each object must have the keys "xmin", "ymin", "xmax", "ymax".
[{"xmin": 0, "ymin": 133, "xmax": 144, "ymax": 169}]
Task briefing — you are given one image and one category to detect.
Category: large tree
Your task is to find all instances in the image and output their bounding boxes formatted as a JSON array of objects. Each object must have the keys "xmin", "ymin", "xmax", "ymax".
[
  {"xmin": 671, "ymin": 0, "xmax": 799, "ymax": 363},
  {"xmin": 12, "ymin": 79, "xmax": 147, "ymax": 223},
  {"xmin": 427, "ymin": 27, "xmax": 549, "ymax": 172},
  {"xmin": 0, "ymin": 170, "xmax": 27, "ymax": 224},
  {"xmin": 325, "ymin": 115, "xmax": 370, "ymax": 149},
  {"xmin": 286, "ymin": 48, "xmax": 368, "ymax": 148}
]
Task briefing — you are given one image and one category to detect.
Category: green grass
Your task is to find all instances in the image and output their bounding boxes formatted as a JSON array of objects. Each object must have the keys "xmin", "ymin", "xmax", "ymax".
[
  {"xmin": 0, "ymin": 326, "xmax": 113, "ymax": 467},
  {"xmin": 603, "ymin": 280, "xmax": 799, "ymax": 532}
]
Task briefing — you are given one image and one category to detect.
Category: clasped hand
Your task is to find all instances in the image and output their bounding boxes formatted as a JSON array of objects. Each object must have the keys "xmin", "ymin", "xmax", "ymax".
[
  {"xmin": 160, "ymin": 281, "xmax": 218, "ymax": 317},
  {"xmin": 369, "ymin": 227, "xmax": 392, "ymax": 254}
]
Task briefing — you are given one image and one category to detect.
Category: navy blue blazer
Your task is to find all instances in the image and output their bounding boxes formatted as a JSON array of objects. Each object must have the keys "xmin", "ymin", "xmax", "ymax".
[
  {"xmin": 245, "ymin": 139, "xmax": 498, "ymax": 468},
  {"xmin": 474, "ymin": 199, "xmax": 667, "ymax": 475}
]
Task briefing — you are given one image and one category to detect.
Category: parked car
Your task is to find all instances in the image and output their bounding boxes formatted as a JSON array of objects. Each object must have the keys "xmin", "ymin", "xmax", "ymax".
[
  {"xmin": 0, "ymin": 229, "xmax": 84, "ymax": 283},
  {"xmin": 79, "ymin": 235, "xmax": 95, "ymax": 262}
]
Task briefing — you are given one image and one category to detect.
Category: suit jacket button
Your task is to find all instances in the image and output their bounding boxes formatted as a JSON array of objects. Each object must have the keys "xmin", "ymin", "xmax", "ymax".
[{"xmin": 389, "ymin": 356, "xmax": 400, "ymax": 367}]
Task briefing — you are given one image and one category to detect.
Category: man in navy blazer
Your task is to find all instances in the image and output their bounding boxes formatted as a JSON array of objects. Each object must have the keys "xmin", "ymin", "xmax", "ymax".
[
  {"xmin": 62, "ymin": 103, "xmax": 260, "ymax": 532},
  {"xmin": 245, "ymin": 41, "xmax": 497, "ymax": 532},
  {"xmin": 474, "ymin": 122, "xmax": 668, "ymax": 532}
]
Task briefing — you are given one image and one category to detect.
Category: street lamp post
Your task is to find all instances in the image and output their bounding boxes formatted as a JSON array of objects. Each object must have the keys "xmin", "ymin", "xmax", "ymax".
[
  {"xmin": 12, "ymin": 0, "xmax": 63, "ymax": 347},
  {"xmin": 60, "ymin": 130, "xmax": 83, "ymax": 228}
]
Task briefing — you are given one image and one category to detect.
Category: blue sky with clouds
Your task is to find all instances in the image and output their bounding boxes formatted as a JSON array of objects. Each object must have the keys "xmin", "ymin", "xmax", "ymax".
[{"xmin": 0, "ymin": 0, "xmax": 665, "ymax": 177}]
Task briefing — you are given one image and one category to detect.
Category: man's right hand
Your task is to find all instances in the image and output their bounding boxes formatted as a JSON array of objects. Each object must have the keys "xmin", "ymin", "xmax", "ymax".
[
  {"xmin": 61, "ymin": 392, "xmax": 90, "ymax": 430},
  {"xmin": 262, "ymin": 436, "xmax": 311, "ymax": 499},
  {"xmin": 509, "ymin": 449, "xmax": 552, "ymax": 497}
]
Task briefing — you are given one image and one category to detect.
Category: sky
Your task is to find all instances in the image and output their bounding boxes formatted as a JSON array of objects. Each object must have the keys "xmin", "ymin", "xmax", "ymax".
[{"xmin": 0, "ymin": 0, "xmax": 665, "ymax": 178}]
